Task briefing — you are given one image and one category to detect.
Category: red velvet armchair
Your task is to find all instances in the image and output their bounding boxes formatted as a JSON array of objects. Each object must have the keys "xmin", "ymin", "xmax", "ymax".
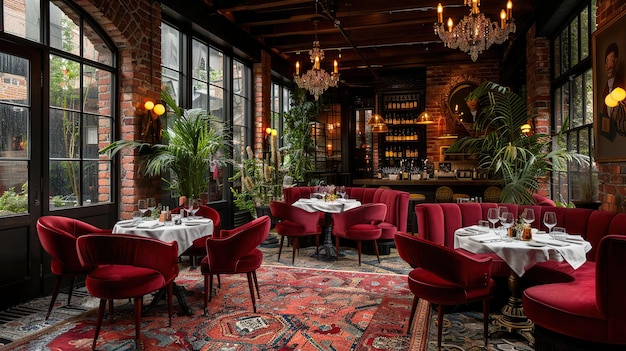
[
  {"xmin": 76, "ymin": 233, "xmax": 179, "ymax": 351},
  {"xmin": 523, "ymin": 234, "xmax": 626, "ymax": 348},
  {"xmin": 394, "ymin": 232, "xmax": 495, "ymax": 349},
  {"xmin": 201, "ymin": 215, "xmax": 270, "ymax": 315},
  {"xmin": 269, "ymin": 201, "xmax": 321, "ymax": 264},
  {"xmin": 332, "ymin": 203, "xmax": 387, "ymax": 265},
  {"xmin": 176, "ymin": 205, "xmax": 221, "ymax": 266},
  {"xmin": 36, "ymin": 216, "xmax": 111, "ymax": 320}
]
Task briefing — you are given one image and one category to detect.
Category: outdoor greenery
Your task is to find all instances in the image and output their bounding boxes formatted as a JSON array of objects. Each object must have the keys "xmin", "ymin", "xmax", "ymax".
[
  {"xmin": 100, "ymin": 90, "xmax": 229, "ymax": 199},
  {"xmin": 447, "ymin": 81, "xmax": 589, "ymax": 205},
  {"xmin": 0, "ymin": 183, "xmax": 28, "ymax": 215}
]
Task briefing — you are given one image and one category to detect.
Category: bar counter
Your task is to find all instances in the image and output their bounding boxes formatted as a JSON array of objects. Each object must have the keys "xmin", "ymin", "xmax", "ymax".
[{"xmin": 352, "ymin": 178, "xmax": 501, "ymax": 203}]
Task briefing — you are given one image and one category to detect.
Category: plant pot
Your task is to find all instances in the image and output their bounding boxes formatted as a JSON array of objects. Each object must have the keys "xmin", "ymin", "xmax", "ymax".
[{"xmin": 572, "ymin": 200, "xmax": 601, "ymax": 210}]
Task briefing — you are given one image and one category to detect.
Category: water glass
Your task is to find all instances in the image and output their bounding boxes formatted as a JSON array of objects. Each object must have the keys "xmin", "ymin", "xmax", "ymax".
[
  {"xmin": 132, "ymin": 211, "xmax": 143, "ymax": 225},
  {"xmin": 478, "ymin": 220, "xmax": 490, "ymax": 229},
  {"xmin": 487, "ymin": 208, "xmax": 499, "ymax": 228},
  {"xmin": 551, "ymin": 226, "xmax": 566, "ymax": 240}
]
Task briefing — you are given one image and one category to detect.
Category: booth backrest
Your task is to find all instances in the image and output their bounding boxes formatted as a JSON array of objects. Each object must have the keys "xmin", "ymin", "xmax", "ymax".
[
  {"xmin": 416, "ymin": 202, "xmax": 626, "ymax": 262},
  {"xmin": 283, "ymin": 186, "xmax": 409, "ymax": 235}
]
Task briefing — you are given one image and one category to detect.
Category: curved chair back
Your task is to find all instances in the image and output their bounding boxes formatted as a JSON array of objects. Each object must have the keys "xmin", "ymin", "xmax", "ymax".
[
  {"xmin": 435, "ymin": 186, "xmax": 453, "ymax": 202},
  {"xmin": 332, "ymin": 203, "xmax": 387, "ymax": 235},
  {"xmin": 483, "ymin": 186, "xmax": 502, "ymax": 203},
  {"xmin": 269, "ymin": 201, "xmax": 320, "ymax": 234}
]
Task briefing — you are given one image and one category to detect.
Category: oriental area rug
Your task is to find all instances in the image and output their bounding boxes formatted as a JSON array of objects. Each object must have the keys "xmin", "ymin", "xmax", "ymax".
[{"xmin": 2, "ymin": 265, "xmax": 430, "ymax": 351}]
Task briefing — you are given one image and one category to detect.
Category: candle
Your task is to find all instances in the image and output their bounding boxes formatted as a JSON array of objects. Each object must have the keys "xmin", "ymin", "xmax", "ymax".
[
  {"xmin": 437, "ymin": 3, "xmax": 443, "ymax": 23},
  {"xmin": 501, "ymin": 9, "xmax": 506, "ymax": 28},
  {"xmin": 507, "ymin": 0, "xmax": 512, "ymax": 19},
  {"xmin": 454, "ymin": 104, "xmax": 459, "ymax": 113},
  {"xmin": 447, "ymin": 18, "xmax": 453, "ymax": 32},
  {"xmin": 295, "ymin": 61, "xmax": 300, "ymax": 75},
  {"xmin": 333, "ymin": 59, "xmax": 338, "ymax": 74},
  {"xmin": 472, "ymin": 0, "xmax": 478, "ymax": 14},
  {"xmin": 314, "ymin": 55, "xmax": 320, "ymax": 69}
]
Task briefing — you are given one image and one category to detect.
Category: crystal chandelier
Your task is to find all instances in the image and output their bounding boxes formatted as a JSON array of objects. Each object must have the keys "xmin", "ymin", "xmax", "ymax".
[
  {"xmin": 434, "ymin": 0, "xmax": 515, "ymax": 62},
  {"xmin": 294, "ymin": 41, "xmax": 339, "ymax": 100}
]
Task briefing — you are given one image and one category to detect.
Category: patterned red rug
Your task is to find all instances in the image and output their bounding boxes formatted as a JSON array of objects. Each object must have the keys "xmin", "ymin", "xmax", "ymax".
[{"xmin": 6, "ymin": 265, "xmax": 430, "ymax": 351}]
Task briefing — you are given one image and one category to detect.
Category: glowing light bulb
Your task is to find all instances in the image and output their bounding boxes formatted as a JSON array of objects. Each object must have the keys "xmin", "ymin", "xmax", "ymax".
[
  {"xmin": 144, "ymin": 101, "xmax": 154, "ymax": 110},
  {"xmin": 153, "ymin": 103, "xmax": 165, "ymax": 116}
]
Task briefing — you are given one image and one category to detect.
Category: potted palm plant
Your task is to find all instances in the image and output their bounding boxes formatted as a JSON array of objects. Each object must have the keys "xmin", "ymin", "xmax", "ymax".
[
  {"xmin": 100, "ymin": 90, "xmax": 229, "ymax": 202},
  {"xmin": 446, "ymin": 81, "xmax": 588, "ymax": 205}
]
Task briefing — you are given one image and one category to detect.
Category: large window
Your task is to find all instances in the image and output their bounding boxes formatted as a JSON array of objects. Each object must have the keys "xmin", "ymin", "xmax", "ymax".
[
  {"xmin": 552, "ymin": 1, "xmax": 597, "ymax": 204},
  {"xmin": 161, "ymin": 20, "xmax": 252, "ymax": 203}
]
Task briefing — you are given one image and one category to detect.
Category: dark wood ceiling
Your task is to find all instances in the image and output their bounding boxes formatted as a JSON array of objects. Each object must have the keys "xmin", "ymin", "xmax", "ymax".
[{"xmin": 202, "ymin": 0, "xmax": 536, "ymax": 87}]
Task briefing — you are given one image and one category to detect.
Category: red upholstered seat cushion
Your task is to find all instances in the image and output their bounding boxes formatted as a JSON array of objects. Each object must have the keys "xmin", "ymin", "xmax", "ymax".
[
  {"xmin": 377, "ymin": 222, "xmax": 397, "ymax": 240},
  {"xmin": 345, "ymin": 224, "xmax": 382, "ymax": 241},
  {"xmin": 275, "ymin": 220, "xmax": 308, "ymax": 236},
  {"xmin": 85, "ymin": 265, "xmax": 165, "ymax": 299},
  {"xmin": 409, "ymin": 267, "xmax": 496, "ymax": 304},
  {"xmin": 200, "ymin": 248, "xmax": 263, "ymax": 274}
]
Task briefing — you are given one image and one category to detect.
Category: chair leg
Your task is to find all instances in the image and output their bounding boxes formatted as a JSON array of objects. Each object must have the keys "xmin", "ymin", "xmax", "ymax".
[
  {"xmin": 357, "ymin": 241, "xmax": 362, "ymax": 266},
  {"xmin": 92, "ymin": 298, "xmax": 107, "ymax": 351},
  {"xmin": 278, "ymin": 235, "xmax": 285, "ymax": 261},
  {"xmin": 372, "ymin": 239, "xmax": 380, "ymax": 263},
  {"xmin": 315, "ymin": 235, "xmax": 320, "ymax": 260},
  {"xmin": 407, "ymin": 296, "xmax": 419, "ymax": 332},
  {"xmin": 252, "ymin": 270, "xmax": 261, "ymax": 299},
  {"xmin": 335, "ymin": 236, "xmax": 341, "ymax": 261},
  {"xmin": 437, "ymin": 304, "xmax": 444, "ymax": 350},
  {"xmin": 483, "ymin": 299, "xmax": 490, "ymax": 347},
  {"xmin": 133, "ymin": 296, "xmax": 143, "ymax": 350},
  {"xmin": 66, "ymin": 275, "xmax": 76, "ymax": 305},
  {"xmin": 291, "ymin": 237, "xmax": 298, "ymax": 265},
  {"xmin": 203, "ymin": 274, "xmax": 210, "ymax": 316},
  {"xmin": 45, "ymin": 275, "xmax": 63, "ymax": 320},
  {"xmin": 167, "ymin": 283, "xmax": 173, "ymax": 327},
  {"xmin": 108, "ymin": 299, "xmax": 114, "ymax": 323},
  {"xmin": 246, "ymin": 272, "xmax": 257, "ymax": 313}
]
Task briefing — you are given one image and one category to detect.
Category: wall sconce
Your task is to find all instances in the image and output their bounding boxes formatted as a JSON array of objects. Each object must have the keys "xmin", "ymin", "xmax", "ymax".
[
  {"xmin": 520, "ymin": 122, "xmax": 532, "ymax": 135},
  {"xmin": 145, "ymin": 101, "xmax": 165, "ymax": 116},
  {"xmin": 141, "ymin": 100, "xmax": 166, "ymax": 144}
]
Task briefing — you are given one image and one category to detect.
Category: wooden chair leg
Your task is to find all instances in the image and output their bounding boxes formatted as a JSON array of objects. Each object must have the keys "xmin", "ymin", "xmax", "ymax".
[
  {"xmin": 291, "ymin": 237, "xmax": 298, "ymax": 265},
  {"xmin": 93, "ymin": 299, "xmax": 107, "ymax": 351},
  {"xmin": 204, "ymin": 274, "xmax": 211, "ymax": 315},
  {"xmin": 252, "ymin": 270, "xmax": 261, "ymax": 299},
  {"xmin": 315, "ymin": 235, "xmax": 320, "ymax": 259},
  {"xmin": 133, "ymin": 296, "xmax": 143, "ymax": 350},
  {"xmin": 108, "ymin": 299, "xmax": 114, "ymax": 323},
  {"xmin": 407, "ymin": 296, "xmax": 419, "ymax": 331},
  {"xmin": 373, "ymin": 239, "xmax": 380, "ymax": 263},
  {"xmin": 483, "ymin": 299, "xmax": 490, "ymax": 347},
  {"xmin": 357, "ymin": 241, "xmax": 362, "ymax": 266},
  {"xmin": 437, "ymin": 304, "xmax": 444, "ymax": 350},
  {"xmin": 66, "ymin": 275, "xmax": 76, "ymax": 305},
  {"xmin": 278, "ymin": 235, "xmax": 285, "ymax": 261},
  {"xmin": 335, "ymin": 236, "xmax": 341, "ymax": 261},
  {"xmin": 246, "ymin": 272, "xmax": 257, "ymax": 313},
  {"xmin": 167, "ymin": 283, "xmax": 173, "ymax": 327},
  {"xmin": 45, "ymin": 276, "xmax": 63, "ymax": 320}
]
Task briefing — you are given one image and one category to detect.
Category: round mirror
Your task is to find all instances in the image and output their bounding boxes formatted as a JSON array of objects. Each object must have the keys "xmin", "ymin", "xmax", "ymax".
[{"xmin": 447, "ymin": 82, "xmax": 479, "ymax": 124}]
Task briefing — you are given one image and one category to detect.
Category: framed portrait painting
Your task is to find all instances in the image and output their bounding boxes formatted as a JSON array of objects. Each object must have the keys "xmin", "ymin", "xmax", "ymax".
[{"xmin": 593, "ymin": 11, "xmax": 626, "ymax": 162}]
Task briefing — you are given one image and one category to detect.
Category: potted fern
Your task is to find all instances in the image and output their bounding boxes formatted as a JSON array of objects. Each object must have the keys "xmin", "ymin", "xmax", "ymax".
[
  {"xmin": 447, "ymin": 81, "xmax": 588, "ymax": 205},
  {"xmin": 100, "ymin": 90, "xmax": 229, "ymax": 201}
]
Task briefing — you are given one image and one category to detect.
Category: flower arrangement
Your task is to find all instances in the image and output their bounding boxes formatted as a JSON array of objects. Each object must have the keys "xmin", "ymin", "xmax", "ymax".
[{"xmin": 230, "ymin": 128, "xmax": 284, "ymax": 216}]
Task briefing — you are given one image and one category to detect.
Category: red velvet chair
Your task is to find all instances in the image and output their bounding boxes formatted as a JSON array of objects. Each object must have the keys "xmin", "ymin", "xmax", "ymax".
[
  {"xmin": 76, "ymin": 233, "xmax": 179, "ymax": 351},
  {"xmin": 176, "ymin": 205, "xmax": 221, "ymax": 266},
  {"xmin": 201, "ymin": 215, "xmax": 270, "ymax": 315},
  {"xmin": 269, "ymin": 201, "xmax": 321, "ymax": 264},
  {"xmin": 523, "ymin": 234, "xmax": 626, "ymax": 348},
  {"xmin": 36, "ymin": 216, "xmax": 111, "ymax": 320},
  {"xmin": 332, "ymin": 203, "xmax": 387, "ymax": 266},
  {"xmin": 394, "ymin": 232, "xmax": 495, "ymax": 349}
]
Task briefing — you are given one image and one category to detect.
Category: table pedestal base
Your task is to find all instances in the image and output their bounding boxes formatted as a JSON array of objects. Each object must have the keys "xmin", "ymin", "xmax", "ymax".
[
  {"xmin": 491, "ymin": 271, "xmax": 534, "ymax": 346},
  {"xmin": 311, "ymin": 223, "xmax": 344, "ymax": 261},
  {"xmin": 144, "ymin": 283, "xmax": 194, "ymax": 316}
]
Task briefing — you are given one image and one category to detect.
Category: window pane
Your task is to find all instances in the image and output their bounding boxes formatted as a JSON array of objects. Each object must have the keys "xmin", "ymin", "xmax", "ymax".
[
  {"xmin": 0, "ymin": 54, "xmax": 29, "ymax": 105},
  {"xmin": 49, "ymin": 2, "xmax": 80, "ymax": 56},
  {"xmin": 192, "ymin": 79, "xmax": 208, "ymax": 109},
  {"xmin": 584, "ymin": 69, "xmax": 593, "ymax": 125},
  {"xmin": 554, "ymin": 35, "xmax": 561, "ymax": 78},
  {"xmin": 570, "ymin": 16, "xmax": 579, "ymax": 65},
  {"xmin": 49, "ymin": 160, "xmax": 80, "ymax": 209},
  {"xmin": 580, "ymin": 7, "xmax": 589, "ymax": 60},
  {"xmin": 83, "ymin": 65, "xmax": 112, "ymax": 115},
  {"xmin": 162, "ymin": 68, "xmax": 179, "ymax": 105},
  {"xmin": 561, "ymin": 27, "xmax": 570, "ymax": 73},
  {"xmin": 233, "ymin": 60, "xmax": 246, "ymax": 97},
  {"xmin": 161, "ymin": 23, "xmax": 180, "ymax": 71},
  {"xmin": 83, "ymin": 114, "xmax": 109, "ymax": 158},
  {"xmin": 210, "ymin": 85, "xmax": 224, "ymax": 119},
  {"xmin": 192, "ymin": 39, "xmax": 208, "ymax": 81},
  {"xmin": 49, "ymin": 109, "xmax": 80, "ymax": 158},
  {"xmin": 554, "ymin": 86, "xmax": 562, "ymax": 129},
  {"xmin": 82, "ymin": 20, "xmax": 112, "ymax": 65},
  {"xmin": 0, "ymin": 161, "xmax": 28, "ymax": 215},
  {"xmin": 560, "ymin": 84, "xmax": 570, "ymax": 133},
  {"xmin": 0, "ymin": 104, "xmax": 29, "ymax": 156},
  {"xmin": 571, "ymin": 75, "xmax": 583, "ymax": 128},
  {"xmin": 3, "ymin": 0, "xmax": 40, "ymax": 42},
  {"xmin": 82, "ymin": 160, "xmax": 104, "ymax": 204},
  {"xmin": 209, "ymin": 49, "xmax": 223, "ymax": 85},
  {"xmin": 50, "ymin": 55, "xmax": 81, "ymax": 110}
]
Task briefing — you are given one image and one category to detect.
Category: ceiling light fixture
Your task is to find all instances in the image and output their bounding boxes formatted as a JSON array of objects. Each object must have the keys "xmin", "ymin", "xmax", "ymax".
[
  {"xmin": 416, "ymin": 111, "xmax": 435, "ymax": 124},
  {"xmin": 434, "ymin": 0, "xmax": 515, "ymax": 62},
  {"xmin": 294, "ymin": 41, "xmax": 339, "ymax": 100}
]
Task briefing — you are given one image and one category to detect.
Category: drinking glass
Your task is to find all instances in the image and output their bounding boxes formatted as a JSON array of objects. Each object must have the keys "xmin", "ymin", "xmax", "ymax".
[
  {"xmin": 132, "ymin": 211, "xmax": 143, "ymax": 225},
  {"xmin": 190, "ymin": 199, "xmax": 200, "ymax": 219},
  {"xmin": 337, "ymin": 186, "xmax": 346, "ymax": 199},
  {"xmin": 500, "ymin": 212, "xmax": 515, "ymax": 240},
  {"xmin": 478, "ymin": 220, "xmax": 490, "ymax": 229},
  {"xmin": 551, "ymin": 226, "xmax": 566, "ymax": 240},
  {"xmin": 487, "ymin": 208, "xmax": 499, "ymax": 228},
  {"xmin": 543, "ymin": 212, "xmax": 557, "ymax": 233},
  {"xmin": 497, "ymin": 206, "xmax": 508, "ymax": 221},
  {"xmin": 521, "ymin": 208, "xmax": 535, "ymax": 226},
  {"xmin": 146, "ymin": 198, "xmax": 157, "ymax": 216},
  {"xmin": 137, "ymin": 199, "xmax": 148, "ymax": 219}
]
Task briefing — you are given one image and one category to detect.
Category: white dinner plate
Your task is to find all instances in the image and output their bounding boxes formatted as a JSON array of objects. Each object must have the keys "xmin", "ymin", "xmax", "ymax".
[{"xmin": 184, "ymin": 222, "xmax": 202, "ymax": 226}]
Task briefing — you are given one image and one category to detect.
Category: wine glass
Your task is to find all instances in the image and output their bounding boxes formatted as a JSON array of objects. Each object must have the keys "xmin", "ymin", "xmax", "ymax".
[
  {"xmin": 487, "ymin": 208, "xmax": 499, "ymax": 228},
  {"xmin": 497, "ymin": 206, "xmax": 509, "ymax": 226},
  {"xmin": 137, "ymin": 199, "xmax": 148, "ymax": 220},
  {"xmin": 500, "ymin": 212, "xmax": 515, "ymax": 240},
  {"xmin": 146, "ymin": 198, "xmax": 156, "ymax": 217},
  {"xmin": 521, "ymin": 208, "xmax": 535, "ymax": 226},
  {"xmin": 190, "ymin": 199, "xmax": 200, "ymax": 219},
  {"xmin": 543, "ymin": 211, "xmax": 557, "ymax": 233}
]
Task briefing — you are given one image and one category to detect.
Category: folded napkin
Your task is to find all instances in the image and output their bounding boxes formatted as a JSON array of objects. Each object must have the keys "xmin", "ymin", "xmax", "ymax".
[
  {"xmin": 533, "ymin": 238, "xmax": 570, "ymax": 247},
  {"xmin": 565, "ymin": 234, "xmax": 584, "ymax": 241},
  {"xmin": 469, "ymin": 233, "xmax": 501, "ymax": 243},
  {"xmin": 136, "ymin": 220, "xmax": 164, "ymax": 229},
  {"xmin": 185, "ymin": 218, "xmax": 212, "ymax": 225}
]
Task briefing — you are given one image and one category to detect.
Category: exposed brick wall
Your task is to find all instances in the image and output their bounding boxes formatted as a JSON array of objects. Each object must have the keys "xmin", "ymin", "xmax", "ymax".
[
  {"xmin": 596, "ymin": 0, "xmax": 626, "ymax": 212},
  {"xmin": 525, "ymin": 24, "xmax": 551, "ymax": 196},
  {"xmin": 80, "ymin": 0, "xmax": 163, "ymax": 218},
  {"xmin": 253, "ymin": 50, "xmax": 272, "ymax": 158}
]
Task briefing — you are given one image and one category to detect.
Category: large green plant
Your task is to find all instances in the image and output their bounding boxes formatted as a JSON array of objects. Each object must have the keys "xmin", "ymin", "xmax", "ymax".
[
  {"xmin": 281, "ymin": 88, "xmax": 320, "ymax": 183},
  {"xmin": 100, "ymin": 91, "xmax": 229, "ymax": 198},
  {"xmin": 447, "ymin": 81, "xmax": 588, "ymax": 205}
]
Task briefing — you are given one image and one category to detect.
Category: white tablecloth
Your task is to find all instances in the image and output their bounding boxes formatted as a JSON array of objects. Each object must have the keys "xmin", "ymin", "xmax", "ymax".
[
  {"xmin": 292, "ymin": 198, "xmax": 361, "ymax": 213},
  {"xmin": 454, "ymin": 226, "xmax": 591, "ymax": 276},
  {"xmin": 113, "ymin": 219, "xmax": 213, "ymax": 256}
]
